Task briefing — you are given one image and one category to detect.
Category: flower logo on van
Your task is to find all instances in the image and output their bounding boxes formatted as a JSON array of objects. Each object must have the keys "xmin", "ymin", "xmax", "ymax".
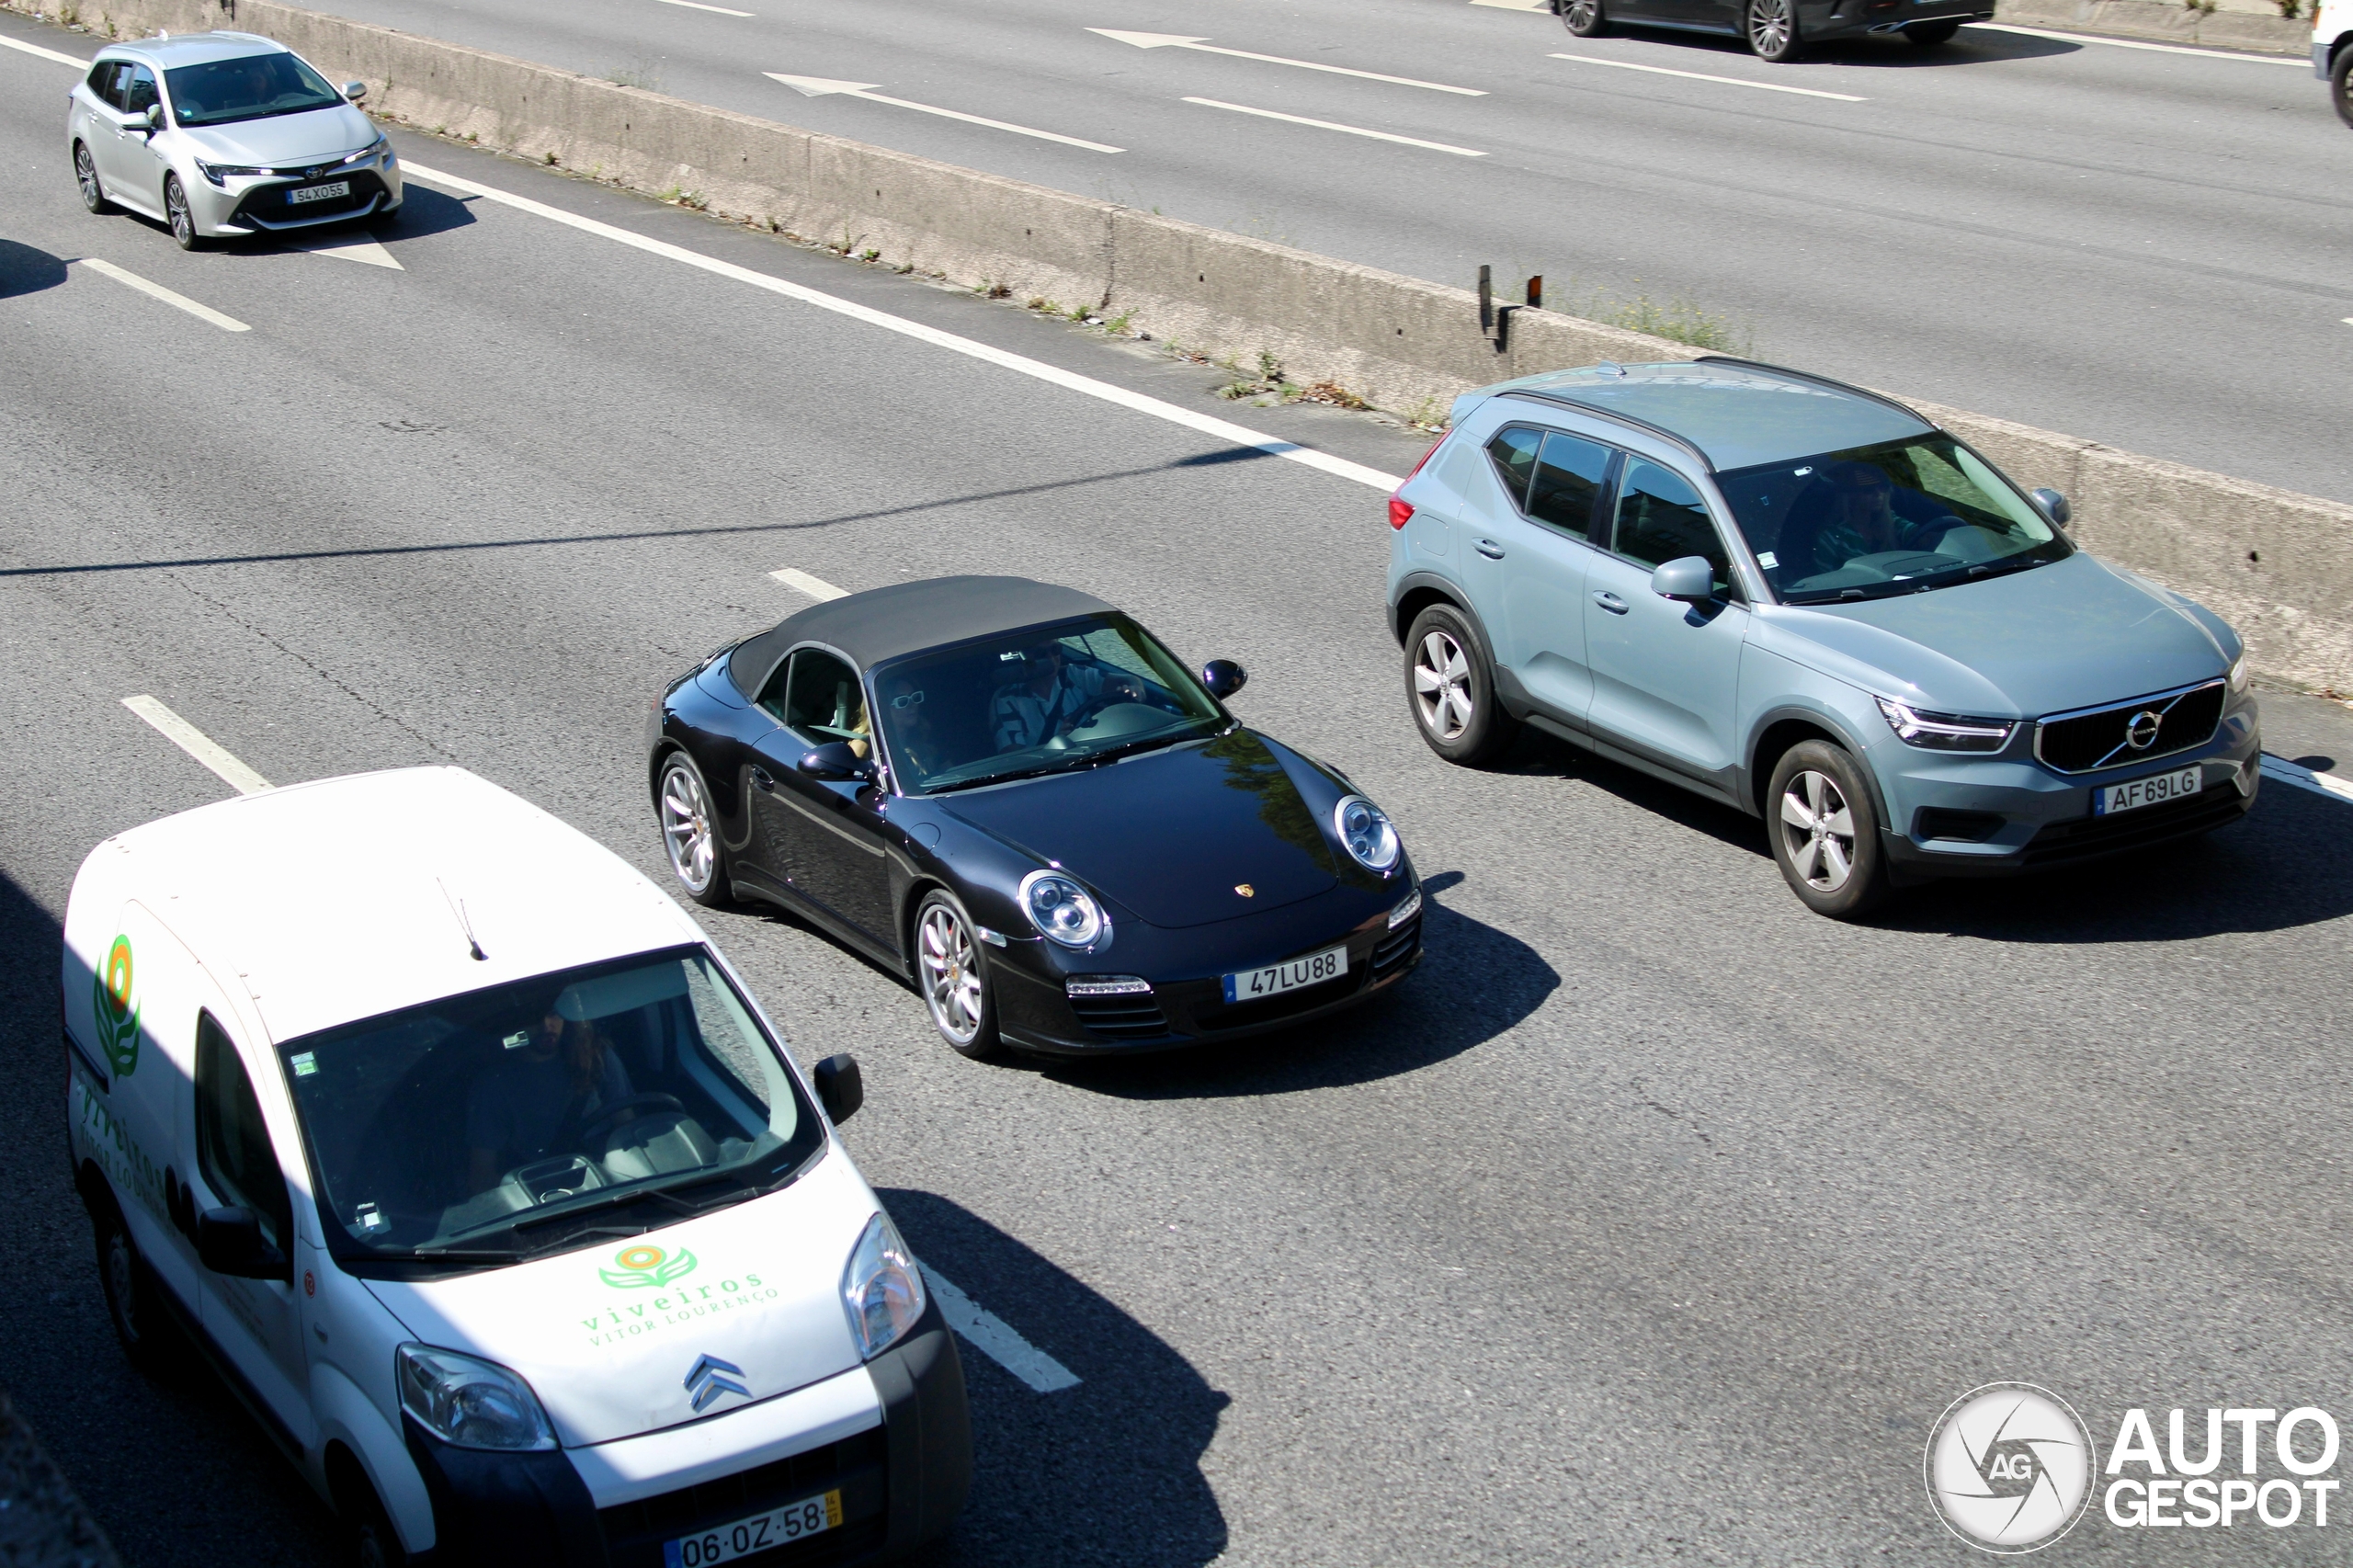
[
  {"xmin": 599, "ymin": 1243, "xmax": 698, "ymax": 1289},
  {"xmin": 93, "ymin": 935, "xmax": 141, "ymax": 1077}
]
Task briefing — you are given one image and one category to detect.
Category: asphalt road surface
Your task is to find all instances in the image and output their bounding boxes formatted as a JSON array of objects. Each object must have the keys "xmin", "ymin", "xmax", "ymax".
[
  {"xmin": 7, "ymin": 14, "xmax": 2353, "ymax": 1563},
  {"xmin": 260, "ymin": 0, "xmax": 2353, "ymax": 506}
]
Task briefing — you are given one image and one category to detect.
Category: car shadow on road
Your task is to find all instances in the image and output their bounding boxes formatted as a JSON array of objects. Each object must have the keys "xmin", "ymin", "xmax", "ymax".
[
  {"xmin": 0, "ymin": 238, "xmax": 70, "ymax": 298},
  {"xmin": 1587, "ymin": 20, "xmax": 2081, "ymax": 66},
  {"xmin": 879, "ymin": 1189, "xmax": 1229, "ymax": 1568},
  {"xmin": 1040, "ymin": 869, "xmax": 1558, "ymax": 1099}
]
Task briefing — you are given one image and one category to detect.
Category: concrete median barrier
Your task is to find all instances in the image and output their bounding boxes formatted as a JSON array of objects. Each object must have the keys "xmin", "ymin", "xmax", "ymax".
[{"xmin": 23, "ymin": 0, "xmax": 2353, "ymax": 688}]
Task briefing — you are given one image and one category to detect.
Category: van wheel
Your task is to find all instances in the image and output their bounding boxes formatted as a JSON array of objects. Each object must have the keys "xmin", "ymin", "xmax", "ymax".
[
  {"xmin": 95, "ymin": 1202, "xmax": 180, "ymax": 1376},
  {"xmin": 1404, "ymin": 604, "xmax": 1518, "ymax": 767},
  {"xmin": 2333, "ymin": 44, "xmax": 2352, "ymax": 130},
  {"xmin": 1767, "ymin": 741, "xmax": 1891, "ymax": 918},
  {"xmin": 350, "ymin": 1478, "xmax": 410, "ymax": 1568}
]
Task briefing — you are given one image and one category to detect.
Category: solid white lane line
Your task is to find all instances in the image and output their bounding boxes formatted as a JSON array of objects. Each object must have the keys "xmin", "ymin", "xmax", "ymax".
[
  {"xmin": 0, "ymin": 31, "xmax": 88, "ymax": 65},
  {"xmin": 770, "ymin": 567, "xmax": 847, "ymax": 600},
  {"xmin": 121, "ymin": 696, "xmax": 271, "ymax": 794},
  {"xmin": 654, "ymin": 0, "xmax": 754, "ymax": 13},
  {"xmin": 2260, "ymin": 754, "xmax": 2353, "ymax": 804},
  {"xmin": 1180, "ymin": 97, "xmax": 1486, "ymax": 155},
  {"xmin": 1976, "ymin": 23, "xmax": 2308, "ymax": 63},
  {"xmin": 398, "ymin": 161, "xmax": 1401, "ymax": 492},
  {"xmin": 1547, "ymin": 52, "xmax": 1868, "ymax": 100},
  {"xmin": 1086, "ymin": 28, "xmax": 1485, "ymax": 95},
  {"xmin": 74, "ymin": 258, "xmax": 252, "ymax": 331},
  {"xmin": 923, "ymin": 1267, "xmax": 1081, "ymax": 1392},
  {"xmin": 764, "ymin": 74, "xmax": 1123, "ymax": 153}
]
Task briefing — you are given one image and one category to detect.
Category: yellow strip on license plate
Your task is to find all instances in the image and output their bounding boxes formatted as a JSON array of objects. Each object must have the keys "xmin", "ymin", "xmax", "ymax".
[{"xmin": 664, "ymin": 1488, "xmax": 842, "ymax": 1568}]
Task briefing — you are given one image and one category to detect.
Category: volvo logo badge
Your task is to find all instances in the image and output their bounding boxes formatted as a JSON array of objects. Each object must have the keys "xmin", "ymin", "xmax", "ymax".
[
  {"xmin": 684, "ymin": 1353, "xmax": 750, "ymax": 1413},
  {"xmin": 1234, "ymin": 883, "xmax": 1254, "ymax": 898},
  {"xmin": 2124, "ymin": 710, "xmax": 2164, "ymax": 751}
]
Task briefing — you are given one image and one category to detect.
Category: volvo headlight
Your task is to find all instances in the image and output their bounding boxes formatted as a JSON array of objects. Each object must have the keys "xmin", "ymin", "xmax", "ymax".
[
  {"xmin": 194, "ymin": 159, "xmax": 267, "ymax": 187},
  {"xmin": 2227, "ymin": 654, "xmax": 2249, "ymax": 693},
  {"xmin": 1021, "ymin": 870, "xmax": 1107, "ymax": 948},
  {"xmin": 395, "ymin": 1345, "xmax": 557, "ymax": 1450},
  {"xmin": 1332, "ymin": 795, "xmax": 1402, "ymax": 873},
  {"xmin": 1875, "ymin": 698, "xmax": 2014, "ymax": 753},
  {"xmin": 841, "ymin": 1212, "xmax": 926, "ymax": 1360}
]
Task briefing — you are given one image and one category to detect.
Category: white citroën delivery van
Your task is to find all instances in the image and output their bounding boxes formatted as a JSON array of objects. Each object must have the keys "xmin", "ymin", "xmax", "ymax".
[{"xmin": 63, "ymin": 767, "xmax": 969, "ymax": 1567}]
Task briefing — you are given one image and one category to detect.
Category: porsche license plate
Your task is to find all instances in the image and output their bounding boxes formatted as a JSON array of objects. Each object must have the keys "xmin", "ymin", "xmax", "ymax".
[
  {"xmin": 1222, "ymin": 942, "xmax": 1348, "ymax": 1004},
  {"xmin": 2093, "ymin": 765, "xmax": 2200, "ymax": 817},
  {"xmin": 663, "ymin": 1489, "xmax": 842, "ymax": 1568},
  {"xmin": 287, "ymin": 179, "xmax": 350, "ymax": 205}
]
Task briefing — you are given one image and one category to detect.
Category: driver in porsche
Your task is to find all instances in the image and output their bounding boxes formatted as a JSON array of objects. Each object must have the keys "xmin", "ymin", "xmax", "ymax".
[
  {"xmin": 466, "ymin": 1009, "xmax": 635, "ymax": 1192},
  {"xmin": 992, "ymin": 639, "xmax": 1142, "ymax": 751}
]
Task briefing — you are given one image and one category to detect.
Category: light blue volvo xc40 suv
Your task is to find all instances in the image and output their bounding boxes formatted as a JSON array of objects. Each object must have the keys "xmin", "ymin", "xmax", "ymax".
[{"xmin": 1385, "ymin": 358, "xmax": 2260, "ymax": 917}]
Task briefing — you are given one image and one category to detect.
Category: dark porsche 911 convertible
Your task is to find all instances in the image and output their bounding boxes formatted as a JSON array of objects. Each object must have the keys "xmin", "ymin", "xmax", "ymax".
[{"xmin": 645, "ymin": 576, "xmax": 1424, "ymax": 1058}]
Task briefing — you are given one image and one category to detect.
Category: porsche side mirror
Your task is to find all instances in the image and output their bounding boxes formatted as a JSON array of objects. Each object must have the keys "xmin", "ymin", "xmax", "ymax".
[
  {"xmin": 1650, "ymin": 555, "xmax": 1716, "ymax": 604},
  {"xmin": 197, "ymin": 1205, "xmax": 287, "ymax": 1280},
  {"xmin": 2030, "ymin": 487, "xmax": 2071, "ymax": 528},
  {"xmin": 1201, "ymin": 659, "xmax": 1247, "ymax": 699},
  {"xmin": 798, "ymin": 741, "xmax": 874, "ymax": 783},
  {"xmin": 813, "ymin": 1053, "xmax": 862, "ymax": 1125},
  {"xmin": 341, "ymin": 80, "xmax": 367, "ymax": 101}
]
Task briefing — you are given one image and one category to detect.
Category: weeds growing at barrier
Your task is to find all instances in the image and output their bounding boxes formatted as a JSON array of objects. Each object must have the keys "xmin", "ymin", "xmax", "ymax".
[{"xmin": 1564, "ymin": 279, "xmax": 1754, "ymax": 355}]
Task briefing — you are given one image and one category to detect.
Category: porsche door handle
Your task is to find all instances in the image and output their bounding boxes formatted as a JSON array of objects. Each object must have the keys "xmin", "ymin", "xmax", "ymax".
[
  {"xmin": 749, "ymin": 767, "xmax": 778, "ymax": 792},
  {"xmin": 1474, "ymin": 540, "xmax": 1506, "ymax": 560},
  {"xmin": 1591, "ymin": 591, "xmax": 1630, "ymax": 615}
]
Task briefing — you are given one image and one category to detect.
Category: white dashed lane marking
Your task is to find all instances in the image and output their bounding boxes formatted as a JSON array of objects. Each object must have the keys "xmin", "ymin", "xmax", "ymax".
[
  {"xmin": 121, "ymin": 696, "xmax": 271, "ymax": 794},
  {"xmin": 769, "ymin": 567, "xmax": 848, "ymax": 600},
  {"xmin": 922, "ymin": 1265, "xmax": 1082, "ymax": 1392},
  {"xmin": 1180, "ymin": 97, "xmax": 1488, "ymax": 155},
  {"xmin": 75, "ymin": 259, "xmax": 251, "ymax": 333},
  {"xmin": 2261, "ymin": 754, "xmax": 2353, "ymax": 805},
  {"xmin": 1548, "ymin": 52, "xmax": 1868, "ymax": 101}
]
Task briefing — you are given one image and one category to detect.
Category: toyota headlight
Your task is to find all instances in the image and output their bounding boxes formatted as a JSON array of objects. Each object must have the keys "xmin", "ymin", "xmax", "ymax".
[
  {"xmin": 1332, "ymin": 795, "xmax": 1402, "ymax": 873},
  {"xmin": 841, "ymin": 1212, "xmax": 926, "ymax": 1360},
  {"xmin": 1875, "ymin": 698, "xmax": 2014, "ymax": 753},
  {"xmin": 1021, "ymin": 870, "xmax": 1107, "ymax": 948},
  {"xmin": 2227, "ymin": 654, "xmax": 2250, "ymax": 693},
  {"xmin": 396, "ymin": 1345, "xmax": 557, "ymax": 1450},
  {"xmin": 338, "ymin": 134, "xmax": 389, "ymax": 166},
  {"xmin": 194, "ymin": 159, "xmax": 267, "ymax": 187}
]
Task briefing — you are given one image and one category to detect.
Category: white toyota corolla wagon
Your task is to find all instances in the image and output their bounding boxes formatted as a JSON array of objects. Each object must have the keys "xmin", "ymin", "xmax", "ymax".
[{"xmin": 64, "ymin": 767, "xmax": 968, "ymax": 1566}]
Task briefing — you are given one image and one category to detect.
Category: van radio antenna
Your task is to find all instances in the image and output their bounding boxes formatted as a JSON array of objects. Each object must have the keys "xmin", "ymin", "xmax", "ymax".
[{"xmin": 436, "ymin": 879, "xmax": 488, "ymax": 961}]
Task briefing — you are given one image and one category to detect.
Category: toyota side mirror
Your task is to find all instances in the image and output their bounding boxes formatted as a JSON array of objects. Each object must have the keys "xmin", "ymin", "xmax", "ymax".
[
  {"xmin": 1201, "ymin": 659, "xmax": 1247, "ymax": 699},
  {"xmin": 341, "ymin": 80, "xmax": 367, "ymax": 101},
  {"xmin": 2030, "ymin": 487, "xmax": 2071, "ymax": 528},
  {"xmin": 123, "ymin": 104, "xmax": 161, "ymax": 132},
  {"xmin": 197, "ymin": 1205, "xmax": 288, "ymax": 1280},
  {"xmin": 797, "ymin": 741, "xmax": 875, "ymax": 783},
  {"xmin": 1650, "ymin": 555, "xmax": 1716, "ymax": 604},
  {"xmin": 813, "ymin": 1053, "xmax": 862, "ymax": 1125}
]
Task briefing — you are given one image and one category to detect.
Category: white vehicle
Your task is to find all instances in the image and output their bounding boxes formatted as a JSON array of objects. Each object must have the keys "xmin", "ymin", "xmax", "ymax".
[
  {"xmin": 66, "ymin": 31, "xmax": 403, "ymax": 250},
  {"xmin": 63, "ymin": 767, "xmax": 968, "ymax": 1566},
  {"xmin": 2322, "ymin": 0, "xmax": 2353, "ymax": 125}
]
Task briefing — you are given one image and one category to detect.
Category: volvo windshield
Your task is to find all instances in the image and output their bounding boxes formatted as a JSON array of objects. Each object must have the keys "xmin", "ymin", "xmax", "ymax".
[
  {"xmin": 1716, "ymin": 434, "xmax": 2070, "ymax": 605},
  {"xmin": 278, "ymin": 947, "xmax": 823, "ymax": 1271}
]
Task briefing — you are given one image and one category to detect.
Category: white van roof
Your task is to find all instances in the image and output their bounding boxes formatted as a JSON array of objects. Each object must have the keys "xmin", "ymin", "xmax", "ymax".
[{"xmin": 87, "ymin": 767, "xmax": 699, "ymax": 1045}]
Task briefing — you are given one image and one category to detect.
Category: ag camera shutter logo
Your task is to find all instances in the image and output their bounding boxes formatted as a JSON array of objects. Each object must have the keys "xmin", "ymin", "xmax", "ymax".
[{"xmin": 1925, "ymin": 1383, "xmax": 2096, "ymax": 1552}]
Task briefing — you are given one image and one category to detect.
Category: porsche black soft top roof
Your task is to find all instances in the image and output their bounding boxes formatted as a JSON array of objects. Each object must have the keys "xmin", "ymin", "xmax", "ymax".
[{"xmin": 728, "ymin": 576, "xmax": 1118, "ymax": 698}]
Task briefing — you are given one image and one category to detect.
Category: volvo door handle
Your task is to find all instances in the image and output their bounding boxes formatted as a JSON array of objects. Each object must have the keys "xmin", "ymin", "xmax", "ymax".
[
  {"xmin": 1474, "ymin": 540, "xmax": 1506, "ymax": 560},
  {"xmin": 1592, "ymin": 591, "xmax": 1630, "ymax": 614},
  {"xmin": 749, "ymin": 767, "xmax": 778, "ymax": 792}
]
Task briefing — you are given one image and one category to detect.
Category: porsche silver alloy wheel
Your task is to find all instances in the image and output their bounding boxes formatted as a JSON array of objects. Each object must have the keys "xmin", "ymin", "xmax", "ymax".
[
  {"xmin": 1413, "ymin": 629, "xmax": 1475, "ymax": 743},
  {"xmin": 918, "ymin": 904, "xmax": 984, "ymax": 1046},
  {"xmin": 1778, "ymin": 769, "xmax": 1856, "ymax": 892},
  {"xmin": 659, "ymin": 761, "xmax": 717, "ymax": 895}
]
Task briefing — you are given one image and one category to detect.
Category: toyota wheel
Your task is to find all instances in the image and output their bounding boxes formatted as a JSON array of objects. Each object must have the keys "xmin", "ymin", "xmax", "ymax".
[
  {"xmin": 1404, "ymin": 603, "xmax": 1518, "ymax": 766},
  {"xmin": 74, "ymin": 142, "xmax": 112, "ymax": 213},
  {"xmin": 656, "ymin": 753, "xmax": 733, "ymax": 907},
  {"xmin": 915, "ymin": 891, "xmax": 1001, "ymax": 1060},
  {"xmin": 1768, "ymin": 740, "xmax": 1890, "ymax": 918},
  {"xmin": 165, "ymin": 174, "xmax": 201, "ymax": 250}
]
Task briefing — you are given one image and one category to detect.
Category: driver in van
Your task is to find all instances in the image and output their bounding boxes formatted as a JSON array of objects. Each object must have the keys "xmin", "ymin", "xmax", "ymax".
[
  {"xmin": 466, "ymin": 1010, "xmax": 635, "ymax": 1192},
  {"xmin": 991, "ymin": 640, "xmax": 1142, "ymax": 751}
]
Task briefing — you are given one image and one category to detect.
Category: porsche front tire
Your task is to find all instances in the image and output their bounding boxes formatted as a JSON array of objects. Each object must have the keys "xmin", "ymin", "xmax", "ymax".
[{"xmin": 915, "ymin": 891, "xmax": 1002, "ymax": 1060}]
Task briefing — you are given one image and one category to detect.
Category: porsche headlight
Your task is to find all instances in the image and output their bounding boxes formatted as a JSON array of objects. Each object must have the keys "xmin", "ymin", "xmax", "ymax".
[
  {"xmin": 1021, "ymin": 870, "xmax": 1107, "ymax": 948},
  {"xmin": 395, "ymin": 1345, "xmax": 557, "ymax": 1450},
  {"xmin": 841, "ymin": 1212, "xmax": 926, "ymax": 1360},
  {"xmin": 2227, "ymin": 654, "xmax": 2250, "ymax": 693},
  {"xmin": 1333, "ymin": 795, "xmax": 1402, "ymax": 873},
  {"xmin": 1875, "ymin": 698, "xmax": 2014, "ymax": 753}
]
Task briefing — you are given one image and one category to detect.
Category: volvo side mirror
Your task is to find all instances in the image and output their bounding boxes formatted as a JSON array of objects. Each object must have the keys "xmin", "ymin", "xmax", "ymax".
[
  {"xmin": 2030, "ymin": 487, "xmax": 2071, "ymax": 528},
  {"xmin": 197, "ymin": 1206, "xmax": 288, "ymax": 1280},
  {"xmin": 1201, "ymin": 659, "xmax": 1248, "ymax": 699},
  {"xmin": 341, "ymin": 80, "xmax": 367, "ymax": 101},
  {"xmin": 797, "ymin": 741, "xmax": 874, "ymax": 783},
  {"xmin": 1650, "ymin": 555, "xmax": 1716, "ymax": 604},
  {"xmin": 813, "ymin": 1053, "xmax": 863, "ymax": 1125}
]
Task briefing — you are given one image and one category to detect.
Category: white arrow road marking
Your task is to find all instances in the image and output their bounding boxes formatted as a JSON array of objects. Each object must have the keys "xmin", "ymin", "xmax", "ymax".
[
  {"xmin": 0, "ymin": 30, "xmax": 89, "ymax": 64},
  {"xmin": 1469, "ymin": 0, "xmax": 1550, "ymax": 11},
  {"xmin": 770, "ymin": 567, "xmax": 847, "ymax": 600},
  {"xmin": 1548, "ymin": 52, "xmax": 1868, "ymax": 100},
  {"xmin": 1181, "ymin": 97, "xmax": 1487, "ymax": 155},
  {"xmin": 400, "ymin": 161, "xmax": 1399, "ymax": 492},
  {"xmin": 763, "ymin": 74, "xmax": 1124, "ymax": 153},
  {"xmin": 655, "ymin": 0, "xmax": 754, "ymax": 13},
  {"xmin": 1977, "ymin": 23, "xmax": 2308, "ymax": 63},
  {"xmin": 922, "ymin": 1266, "xmax": 1081, "ymax": 1393},
  {"xmin": 1086, "ymin": 28, "xmax": 1486, "ymax": 95},
  {"xmin": 2261, "ymin": 754, "xmax": 2353, "ymax": 804},
  {"xmin": 288, "ymin": 233, "xmax": 404, "ymax": 269},
  {"xmin": 74, "ymin": 258, "xmax": 252, "ymax": 331},
  {"xmin": 121, "ymin": 697, "xmax": 271, "ymax": 794}
]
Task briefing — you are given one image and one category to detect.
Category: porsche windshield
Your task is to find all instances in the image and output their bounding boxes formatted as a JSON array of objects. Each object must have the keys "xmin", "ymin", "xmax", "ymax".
[
  {"xmin": 278, "ymin": 947, "xmax": 822, "ymax": 1268},
  {"xmin": 1716, "ymin": 434, "xmax": 2070, "ymax": 605},
  {"xmin": 876, "ymin": 614, "xmax": 1226, "ymax": 792},
  {"xmin": 165, "ymin": 52, "xmax": 346, "ymax": 128}
]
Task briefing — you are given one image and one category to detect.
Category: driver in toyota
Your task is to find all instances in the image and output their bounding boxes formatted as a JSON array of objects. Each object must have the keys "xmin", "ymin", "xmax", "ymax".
[
  {"xmin": 991, "ymin": 639, "xmax": 1142, "ymax": 751},
  {"xmin": 466, "ymin": 1007, "xmax": 635, "ymax": 1192}
]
